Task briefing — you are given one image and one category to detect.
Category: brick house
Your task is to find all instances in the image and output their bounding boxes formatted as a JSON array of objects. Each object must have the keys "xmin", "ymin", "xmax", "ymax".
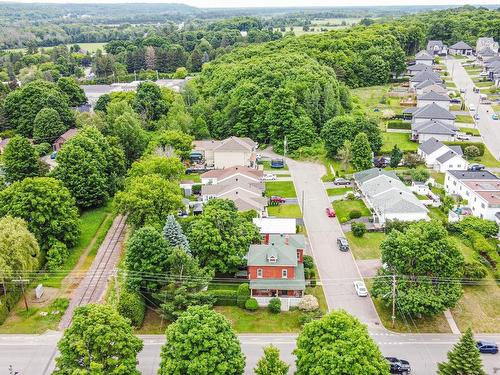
[
  {"xmin": 53, "ymin": 128, "xmax": 78, "ymax": 151},
  {"xmin": 247, "ymin": 233, "xmax": 306, "ymax": 307}
]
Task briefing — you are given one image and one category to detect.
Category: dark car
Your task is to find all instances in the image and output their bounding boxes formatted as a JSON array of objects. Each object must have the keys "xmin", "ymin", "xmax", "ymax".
[
  {"xmin": 337, "ymin": 237, "xmax": 350, "ymax": 252},
  {"xmin": 50, "ymin": 151, "xmax": 57, "ymax": 160},
  {"xmin": 450, "ymin": 98, "xmax": 461, "ymax": 104},
  {"xmin": 468, "ymin": 164, "xmax": 485, "ymax": 171},
  {"xmin": 476, "ymin": 341, "xmax": 498, "ymax": 354},
  {"xmin": 333, "ymin": 177, "xmax": 350, "ymax": 186},
  {"xmin": 385, "ymin": 357, "xmax": 411, "ymax": 374}
]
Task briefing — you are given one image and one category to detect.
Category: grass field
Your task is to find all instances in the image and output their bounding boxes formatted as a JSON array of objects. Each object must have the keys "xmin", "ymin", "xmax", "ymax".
[
  {"xmin": 459, "ymin": 127, "xmax": 480, "ymax": 136},
  {"xmin": 265, "ymin": 181, "xmax": 297, "ymax": 198},
  {"xmin": 455, "ymin": 114, "xmax": 474, "ymax": 124},
  {"xmin": 267, "ymin": 204, "xmax": 302, "ymax": 218},
  {"xmin": 332, "ymin": 199, "xmax": 371, "ymax": 223},
  {"xmin": 326, "ymin": 187, "xmax": 352, "ymax": 196},
  {"xmin": 4, "ymin": 42, "xmax": 106, "ymax": 54},
  {"xmin": 381, "ymin": 132, "xmax": 418, "ymax": 154},
  {"xmin": 345, "ymin": 232, "xmax": 385, "ymax": 260}
]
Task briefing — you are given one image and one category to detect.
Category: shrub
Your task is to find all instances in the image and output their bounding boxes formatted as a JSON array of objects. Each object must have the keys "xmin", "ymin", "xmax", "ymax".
[
  {"xmin": 404, "ymin": 153, "xmax": 425, "ymax": 168},
  {"xmin": 298, "ymin": 310, "xmax": 323, "ymax": 326},
  {"xmin": 191, "ymin": 184, "xmax": 202, "ymax": 194},
  {"xmin": 308, "ymin": 269, "xmax": 317, "ymax": 286},
  {"xmin": 245, "ymin": 297, "xmax": 259, "ymax": 311},
  {"xmin": 410, "ymin": 168, "xmax": 430, "ymax": 182},
  {"xmin": 351, "ymin": 222, "xmax": 366, "ymax": 237},
  {"xmin": 46, "ymin": 241, "xmax": 69, "ymax": 271},
  {"xmin": 462, "ymin": 261, "xmax": 487, "ymax": 284},
  {"xmin": 35, "ymin": 142, "xmax": 53, "ymax": 157},
  {"xmin": 236, "ymin": 283, "xmax": 250, "ymax": 308},
  {"xmin": 348, "ymin": 210, "xmax": 361, "ymax": 219},
  {"xmin": 384, "ymin": 220, "xmax": 413, "ymax": 234},
  {"xmin": 268, "ymin": 298, "xmax": 281, "ymax": 313},
  {"xmin": 211, "ymin": 289, "xmax": 237, "ymax": 306},
  {"xmin": 0, "ymin": 290, "xmax": 22, "ymax": 325},
  {"xmin": 117, "ymin": 289, "xmax": 146, "ymax": 327},
  {"xmin": 303, "ymin": 255, "xmax": 314, "ymax": 271},
  {"xmin": 451, "ymin": 216, "xmax": 498, "ymax": 238},
  {"xmin": 298, "ymin": 295, "xmax": 319, "ymax": 312},
  {"xmin": 464, "ymin": 145, "xmax": 481, "ymax": 159},
  {"xmin": 346, "ymin": 192, "xmax": 356, "ymax": 200},
  {"xmin": 444, "ymin": 141, "xmax": 485, "ymax": 156}
]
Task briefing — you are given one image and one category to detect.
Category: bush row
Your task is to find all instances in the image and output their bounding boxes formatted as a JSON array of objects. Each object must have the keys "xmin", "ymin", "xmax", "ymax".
[
  {"xmin": 0, "ymin": 290, "xmax": 22, "ymax": 325},
  {"xmin": 387, "ymin": 120, "xmax": 411, "ymax": 130}
]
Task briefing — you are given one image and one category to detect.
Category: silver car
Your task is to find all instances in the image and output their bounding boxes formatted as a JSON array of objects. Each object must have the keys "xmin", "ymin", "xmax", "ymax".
[{"xmin": 354, "ymin": 281, "xmax": 368, "ymax": 297}]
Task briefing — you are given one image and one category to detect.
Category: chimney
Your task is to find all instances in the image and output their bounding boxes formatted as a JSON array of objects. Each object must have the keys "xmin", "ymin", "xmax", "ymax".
[
  {"xmin": 285, "ymin": 235, "xmax": 289, "ymax": 245},
  {"xmin": 264, "ymin": 233, "xmax": 270, "ymax": 245}
]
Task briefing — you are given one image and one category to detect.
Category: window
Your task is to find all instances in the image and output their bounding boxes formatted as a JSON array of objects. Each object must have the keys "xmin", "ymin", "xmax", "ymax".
[
  {"xmin": 268, "ymin": 255, "xmax": 277, "ymax": 263},
  {"xmin": 282, "ymin": 269, "xmax": 288, "ymax": 279},
  {"xmin": 481, "ymin": 203, "xmax": 485, "ymax": 208},
  {"xmin": 257, "ymin": 269, "xmax": 263, "ymax": 278},
  {"xmin": 297, "ymin": 251, "xmax": 300, "ymax": 261}
]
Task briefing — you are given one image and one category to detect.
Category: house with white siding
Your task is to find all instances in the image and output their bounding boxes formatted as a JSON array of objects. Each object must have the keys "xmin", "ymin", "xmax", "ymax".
[
  {"xmin": 449, "ymin": 41, "xmax": 473, "ymax": 56},
  {"xmin": 417, "ymin": 91, "xmax": 450, "ymax": 109},
  {"xmin": 418, "ymin": 138, "xmax": 468, "ymax": 173},
  {"xmin": 415, "ymin": 50, "xmax": 434, "ymax": 66},
  {"xmin": 411, "ymin": 103, "xmax": 457, "ymax": 143}
]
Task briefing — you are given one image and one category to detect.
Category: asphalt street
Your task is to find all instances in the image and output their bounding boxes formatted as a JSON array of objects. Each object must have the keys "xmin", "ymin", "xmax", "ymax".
[
  {"xmin": 445, "ymin": 57, "xmax": 500, "ymax": 159},
  {"xmin": 2, "ymin": 332, "xmax": 500, "ymax": 375}
]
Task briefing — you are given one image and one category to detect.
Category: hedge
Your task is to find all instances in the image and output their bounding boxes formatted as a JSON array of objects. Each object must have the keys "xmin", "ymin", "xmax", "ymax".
[
  {"xmin": 0, "ymin": 290, "xmax": 22, "ymax": 325},
  {"xmin": 210, "ymin": 289, "xmax": 238, "ymax": 306},
  {"xmin": 387, "ymin": 120, "xmax": 411, "ymax": 130},
  {"xmin": 444, "ymin": 141, "xmax": 485, "ymax": 156},
  {"xmin": 117, "ymin": 289, "xmax": 146, "ymax": 328},
  {"xmin": 236, "ymin": 283, "xmax": 250, "ymax": 308}
]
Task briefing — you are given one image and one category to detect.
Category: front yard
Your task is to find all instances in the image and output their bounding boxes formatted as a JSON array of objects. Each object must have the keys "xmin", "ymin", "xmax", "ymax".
[
  {"xmin": 455, "ymin": 114, "xmax": 474, "ymax": 124},
  {"xmin": 345, "ymin": 232, "xmax": 385, "ymax": 260},
  {"xmin": 265, "ymin": 181, "xmax": 297, "ymax": 198},
  {"xmin": 326, "ymin": 187, "xmax": 352, "ymax": 196},
  {"xmin": 331, "ymin": 199, "xmax": 371, "ymax": 223},
  {"xmin": 267, "ymin": 204, "xmax": 302, "ymax": 218}
]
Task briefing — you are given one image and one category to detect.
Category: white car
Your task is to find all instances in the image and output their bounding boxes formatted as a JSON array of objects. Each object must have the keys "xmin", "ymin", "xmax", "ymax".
[
  {"xmin": 262, "ymin": 173, "xmax": 277, "ymax": 181},
  {"xmin": 354, "ymin": 281, "xmax": 368, "ymax": 297},
  {"xmin": 469, "ymin": 104, "xmax": 476, "ymax": 112},
  {"xmin": 456, "ymin": 133, "xmax": 471, "ymax": 141}
]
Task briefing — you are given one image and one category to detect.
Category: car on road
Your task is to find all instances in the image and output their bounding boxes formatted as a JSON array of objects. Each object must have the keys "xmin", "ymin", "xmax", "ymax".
[
  {"xmin": 476, "ymin": 341, "xmax": 498, "ymax": 354},
  {"xmin": 326, "ymin": 207, "xmax": 336, "ymax": 217},
  {"xmin": 262, "ymin": 173, "xmax": 277, "ymax": 181},
  {"xmin": 353, "ymin": 280, "xmax": 368, "ymax": 297},
  {"xmin": 333, "ymin": 177, "xmax": 350, "ymax": 186},
  {"xmin": 269, "ymin": 196, "xmax": 286, "ymax": 204},
  {"xmin": 385, "ymin": 357, "xmax": 411, "ymax": 374},
  {"xmin": 469, "ymin": 163, "xmax": 485, "ymax": 171},
  {"xmin": 469, "ymin": 104, "xmax": 476, "ymax": 112},
  {"xmin": 337, "ymin": 237, "xmax": 350, "ymax": 252},
  {"xmin": 456, "ymin": 133, "xmax": 471, "ymax": 141},
  {"xmin": 473, "ymin": 114, "xmax": 480, "ymax": 120},
  {"xmin": 492, "ymin": 114, "xmax": 499, "ymax": 120}
]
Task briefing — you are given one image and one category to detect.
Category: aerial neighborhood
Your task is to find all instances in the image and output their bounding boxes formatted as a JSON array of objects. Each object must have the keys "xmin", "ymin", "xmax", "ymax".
[{"xmin": 0, "ymin": 3, "xmax": 499, "ymax": 375}]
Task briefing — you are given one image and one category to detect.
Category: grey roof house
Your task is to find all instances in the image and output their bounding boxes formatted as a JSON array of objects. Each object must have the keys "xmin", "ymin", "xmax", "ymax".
[
  {"xmin": 411, "ymin": 103, "xmax": 457, "ymax": 143},
  {"xmin": 449, "ymin": 41, "xmax": 473, "ymax": 55}
]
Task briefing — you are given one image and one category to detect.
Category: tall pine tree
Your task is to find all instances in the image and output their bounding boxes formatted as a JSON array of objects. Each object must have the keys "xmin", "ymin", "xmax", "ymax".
[
  {"xmin": 438, "ymin": 328, "xmax": 486, "ymax": 375},
  {"xmin": 163, "ymin": 214, "xmax": 191, "ymax": 253}
]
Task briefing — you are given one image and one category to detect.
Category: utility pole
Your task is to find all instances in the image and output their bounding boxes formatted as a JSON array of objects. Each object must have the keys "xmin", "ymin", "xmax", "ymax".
[
  {"xmin": 13, "ymin": 278, "xmax": 30, "ymax": 312},
  {"xmin": 283, "ymin": 136, "xmax": 288, "ymax": 159},
  {"xmin": 391, "ymin": 274, "xmax": 397, "ymax": 328}
]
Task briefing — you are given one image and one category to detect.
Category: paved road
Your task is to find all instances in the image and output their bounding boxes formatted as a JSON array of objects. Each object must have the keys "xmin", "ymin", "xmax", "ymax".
[
  {"xmin": 2, "ymin": 332, "xmax": 500, "ymax": 375},
  {"xmin": 58, "ymin": 215, "xmax": 126, "ymax": 329},
  {"xmin": 446, "ymin": 57, "xmax": 500, "ymax": 160},
  {"xmin": 286, "ymin": 158, "xmax": 384, "ymax": 331}
]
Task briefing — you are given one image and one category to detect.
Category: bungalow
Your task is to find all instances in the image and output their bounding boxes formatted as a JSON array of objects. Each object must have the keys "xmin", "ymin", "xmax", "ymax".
[
  {"xmin": 247, "ymin": 233, "xmax": 306, "ymax": 309},
  {"xmin": 415, "ymin": 50, "xmax": 434, "ymax": 66},
  {"xmin": 193, "ymin": 136, "xmax": 257, "ymax": 169},
  {"xmin": 418, "ymin": 137, "xmax": 468, "ymax": 172},
  {"xmin": 53, "ymin": 128, "xmax": 78, "ymax": 151},
  {"xmin": 427, "ymin": 40, "xmax": 447, "ymax": 56},
  {"xmin": 476, "ymin": 37, "xmax": 499, "ymax": 54},
  {"xmin": 200, "ymin": 166, "xmax": 268, "ymax": 215},
  {"xmin": 449, "ymin": 41, "xmax": 473, "ymax": 56},
  {"xmin": 421, "ymin": 83, "xmax": 448, "ymax": 96},
  {"xmin": 478, "ymin": 47, "xmax": 497, "ymax": 60},
  {"xmin": 410, "ymin": 71, "xmax": 443, "ymax": 89},
  {"xmin": 417, "ymin": 91, "xmax": 450, "ymax": 109},
  {"xmin": 354, "ymin": 168, "xmax": 428, "ymax": 225}
]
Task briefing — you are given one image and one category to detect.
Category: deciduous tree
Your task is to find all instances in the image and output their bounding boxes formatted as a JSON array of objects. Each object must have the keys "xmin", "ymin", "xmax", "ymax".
[
  {"xmin": 57, "ymin": 77, "xmax": 87, "ymax": 107},
  {"xmin": 254, "ymin": 345, "xmax": 289, "ymax": 375},
  {"xmin": 127, "ymin": 155, "xmax": 184, "ymax": 182},
  {"xmin": 2, "ymin": 135, "xmax": 40, "ymax": 183},
  {"xmin": 133, "ymin": 81, "xmax": 168, "ymax": 123},
  {"xmin": 33, "ymin": 107, "xmax": 67, "ymax": 144}
]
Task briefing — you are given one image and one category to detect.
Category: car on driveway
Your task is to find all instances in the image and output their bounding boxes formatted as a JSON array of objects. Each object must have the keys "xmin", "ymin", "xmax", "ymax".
[
  {"xmin": 336, "ymin": 237, "xmax": 350, "ymax": 252},
  {"xmin": 474, "ymin": 114, "xmax": 480, "ymax": 120},
  {"xmin": 326, "ymin": 207, "xmax": 336, "ymax": 217},
  {"xmin": 476, "ymin": 341, "xmax": 498, "ymax": 354},
  {"xmin": 269, "ymin": 196, "xmax": 286, "ymax": 204},
  {"xmin": 456, "ymin": 133, "xmax": 471, "ymax": 141},
  {"xmin": 333, "ymin": 177, "xmax": 350, "ymax": 186},
  {"xmin": 262, "ymin": 173, "xmax": 277, "ymax": 181},
  {"xmin": 492, "ymin": 114, "xmax": 499, "ymax": 120},
  {"xmin": 469, "ymin": 163, "xmax": 485, "ymax": 171},
  {"xmin": 353, "ymin": 281, "xmax": 368, "ymax": 297},
  {"xmin": 385, "ymin": 357, "xmax": 411, "ymax": 374}
]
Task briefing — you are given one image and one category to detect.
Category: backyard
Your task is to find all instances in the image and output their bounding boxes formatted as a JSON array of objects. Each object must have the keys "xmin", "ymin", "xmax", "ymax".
[{"xmin": 380, "ymin": 132, "xmax": 418, "ymax": 154}]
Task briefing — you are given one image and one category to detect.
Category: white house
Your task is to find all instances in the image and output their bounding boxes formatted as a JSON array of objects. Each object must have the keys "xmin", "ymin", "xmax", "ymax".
[
  {"xmin": 411, "ymin": 103, "xmax": 457, "ymax": 143},
  {"xmin": 427, "ymin": 40, "xmax": 447, "ymax": 56},
  {"xmin": 444, "ymin": 170, "xmax": 500, "ymax": 220},
  {"xmin": 417, "ymin": 91, "xmax": 450, "ymax": 109},
  {"xmin": 353, "ymin": 168, "xmax": 429, "ymax": 225},
  {"xmin": 449, "ymin": 41, "xmax": 473, "ymax": 56},
  {"xmin": 415, "ymin": 50, "xmax": 434, "ymax": 66},
  {"xmin": 418, "ymin": 137, "xmax": 467, "ymax": 172},
  {"xmin": 410, "ymin": 71, "xmax": 443, "ymax": 89},
  {"xmin": 193, "ymin": 136, "xmax": 257, "ymax": 169},
  {"xmin": 252, "ymin": 218, "xmax": 297, "ymax": 234},
  {"xmin": 476, "ymin": 37, "xmax": 499, "ymax": 54}
]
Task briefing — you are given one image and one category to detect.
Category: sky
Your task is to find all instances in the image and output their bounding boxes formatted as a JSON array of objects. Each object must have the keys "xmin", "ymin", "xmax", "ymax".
[{"xmin": 1, "ymin": 0, "xmax": 499, "ymax": 8}]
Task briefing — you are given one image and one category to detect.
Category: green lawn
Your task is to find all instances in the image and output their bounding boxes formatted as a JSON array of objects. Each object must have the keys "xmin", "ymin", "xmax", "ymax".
[
  {"xmin": 459, "ymin": 127, "xmax": 480, "ymax": 136},
  {"xmin": 345, "ymin": 232, "xmax": 385, "ymax": 260},
  {"xmin": 262, "ymin": 160, "xmax": 289, "ymax": 171},
  {"xmin": 430, "ymin": 171, "xmax": 445, "ymax": 185},
  {"xmin": 455, "ymin": 114, "xmax": 474, "ymax": 124},
  {"xmin": 265, "ymin": 181, "xmax": 297, "ymax": 198},
  {"xmin": 445, "ymin": 81, "xmax": 457, "ymax": 88},
  {"xmin": 428, "ymin": 207, "xmax": 447, "ymax": 222},
  {"xmin": 305, "ymin": 286, "xmax": 328, "ymax": 313},
  {"xmin": 381, "ymin": 132, "xmax": 418, "ymax": 154},
  {"xmin": 470, "ymin": 147, "xmax": 500, "ymax": 168},
  {"xmin": 326, "ymin": 187, "xmax": 352, "ymax": 196},
  {"xmin": 6, "ymin": 42, "xmax": 106, "ymax": 54},
  {"xmin": 449, "ymin": 104, "xmax": 463, "ymax": 111},
  {"xmin": 267, "ymin": 204, "xmax": 302, "ymax": 218},
  {"xmin": 475, "ymin": 81, "xmax": 494, "ymax": 87},
  {"xmin": 332, "ymin": 199, "xmax": 371, "ymax": 223}
]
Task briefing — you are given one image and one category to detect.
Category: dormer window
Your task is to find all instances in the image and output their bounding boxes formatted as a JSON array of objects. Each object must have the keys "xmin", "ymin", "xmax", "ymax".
[{"xmin": 268, "ymin": 255, "xmax": 277, "ymax": 263}]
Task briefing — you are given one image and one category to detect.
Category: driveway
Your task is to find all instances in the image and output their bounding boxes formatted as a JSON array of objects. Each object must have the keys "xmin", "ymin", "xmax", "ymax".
[
  {"xmin": 446, "ymin": 57, "xmax": 500, "ymax": 160},
  {"xmin": 285, "ymin": 158, "xmax": 384, "ymax": 331}
]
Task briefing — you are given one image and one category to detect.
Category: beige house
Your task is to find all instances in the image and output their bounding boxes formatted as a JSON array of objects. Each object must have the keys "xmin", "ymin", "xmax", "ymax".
[{"xmin": 193, "ymin": 136, "xmax": 257, "ymax": 169}]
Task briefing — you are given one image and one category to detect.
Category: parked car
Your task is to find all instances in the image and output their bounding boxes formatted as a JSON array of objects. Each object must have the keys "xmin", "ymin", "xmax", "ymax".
[
  {"xmin": 262, "ymin": 173, "xmax": 277, "ymax": 181},
  {"xmin": 474, "ymin": 114, "xmax": 480, "ymax": 120},
  {"xmin": 450, "ymin": 98, "xmax": 461, "ymax": 104},
  {"xmin": 353, "ymin": 280, "xmax": 368, "ymax": 297},
  {"xmin": 50, "ymin": 151, "xmax": 57, "ymax": 160},
  {"xmin": 456, "ymin": 133, "xmax": 471, "ymax": 141},
  {"xmin": 492, "ymin": 114, "xmax": 499, "ymax": 120},
  {"xmin": 333, "ymin": 177, "xmax": 350, "ymax": 186},
  {"xmin": 326, "ymin": 207, "xmax": 336, "ymax": 217},
  {"xmin": 269, "ymin": 196, "xmax": 286, "ymax": 204},
  {"xmin": 473, "ymin": 87, "xmax": 480, "ymax": 93},
  {"xmin": 460, "ymin": 88, "xmax": 466, "ymax": 94},
  {"xmin": 469, "ymin": 104, "xmax": 476, "ymax": 112},
  {"xmin": 476, "ymin": 341, "xmax": 498, "ymax": 354},
  {"xmin": 479, "ymin": 71, "xmax": 488, "ymax": 76},
  {"xmin": 469, "ymin": 163, "xmax": 485, "ymax": 171},
  {"xmin": 385, "ymin": 357, "xmax": 411, "ymax": 374},
  {"xmin": 337, "ymin": 237, "xmax": 350, "ymax": 252}
]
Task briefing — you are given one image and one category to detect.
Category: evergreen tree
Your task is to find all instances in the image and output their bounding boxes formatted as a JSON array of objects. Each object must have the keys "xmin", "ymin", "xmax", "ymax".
[
  {"xmin": 163, "ymin": 214, "xmax": 191, "ymax": 253},
  {"xmin": 254, "ymin": 345, "xmax": 289, "ymax": 375},
  {"xmin": 389, "ymin": 145, "xmax": 403, "ymax": 168},
  {"xmin": 3, "ymin": 136, "xmax": 40, "ymax": 183},
  {"xmin": 438, "ymin": 328, "xmax": 486, "ymax": 375},
  {"xmin": 351, "ymin": 132, "xmax": 373, "ymax": 171}
]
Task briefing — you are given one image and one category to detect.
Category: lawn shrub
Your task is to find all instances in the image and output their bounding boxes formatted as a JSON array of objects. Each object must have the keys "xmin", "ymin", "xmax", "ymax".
[
  {"xmin": 191, "ymin": 184, "xmax": 201, "ymax": 194},
  {"xmin": 449, "ymin": 216, "xmax": 498, "ymax": 238},
  {"xmin": 444, "ymin": 141, "xmax": 485, "ymax": 156},
  {"xmin": 462, "ymin": 261, "xmax": 487, "ymax": 284},
  {"xmin": 351, "ymin": 222, "xmax": 366, "ymax": 237},
  {"xmin": 245, "ymin": 297, "xmax": 259, "ymax": 311},
  {"xmin": 268, "ymin": 298, "xmax": 281, "ymax": 313},
  {"xmin": 298, "ymin": 310, "xmax": 323, "ymax": 326},
  {"xmin": 349, "ymin": 210, "xmax": 361, "ymax": 219},
  {"xmin": 211, "ymin": 289, "xmax": 237, "ymax": 306},
  {"xmin": 117, "ymin": 289, "xmax": 146, "ymax": 327},
  {"xmin": 236, "ymin": 283, "xmax": 250, "ymax": 308}
]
